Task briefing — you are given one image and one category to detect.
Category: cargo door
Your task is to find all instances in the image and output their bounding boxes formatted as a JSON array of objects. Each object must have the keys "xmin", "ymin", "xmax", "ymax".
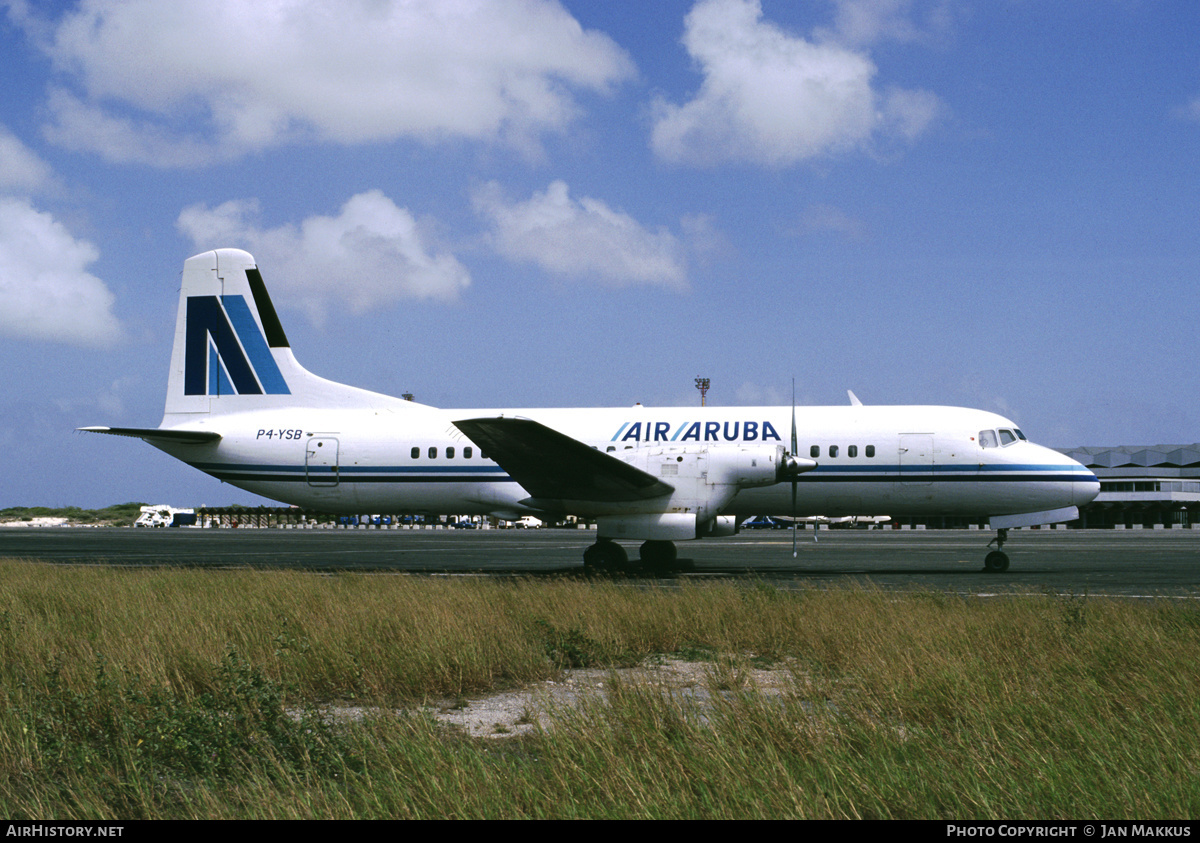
[
  {"xmin": 305, "ymin": 437, "xmax": 340, "ymax": 486},
  {"xmin": 899, "ymin": 434, "xmax": 933, "ymax": 486}
]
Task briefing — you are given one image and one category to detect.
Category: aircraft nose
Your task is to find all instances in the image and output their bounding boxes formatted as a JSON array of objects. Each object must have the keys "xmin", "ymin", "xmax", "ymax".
[
  {"xmin": 1073, "ymin": 464, "xmax": 1101, "ymax": 507},
  {"xmin": 1037, "ymin": 445, "xmax": 1099, "ymax": 509},
  {"xmin": 1052, "ymin": 448, "xmax": 1099, "ymax": 507}
]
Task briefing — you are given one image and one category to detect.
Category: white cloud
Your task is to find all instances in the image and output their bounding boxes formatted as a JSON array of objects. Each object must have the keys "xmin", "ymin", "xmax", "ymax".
[
  {"xmin": 0, "ymin": 197, "xmax": 122, "ymax": 346},
  {"xmin": 42, "ymin": 89, "xmax": 231, "ymax": 168},
  {"xmin": 0, "ymin": 127, "xmax": 54, "ymax": 193},
  {"xmin": 818, "ymin": 0, "xmax": 952, "ymax": 48},
  {"xmin": 1175, "ymin": 95, "xmax": 1200, "ymax": 123},
  {"xmin": 473, "ymin": 180, "xmax": 688, "ymax": 289},
  {"xmin": 0, "ymin": 123, "xmax": 123, "ymax": 347},
  {"xmin": 650, "ymin": 0, "xmax": 940, "ymax": 167},
  {"xmin": 30, "ymin": 0, "xmax": 635, "ymax": 165},
  {"xmin": 177, "ymin": 191, "xmax": 471, "ymax": 324},
  {"xmin": 881, "ymin": 86, "xmax": 942, "ymax": 140},
  {"xmin": 679, "ymin": 213, "xmax": 731, "ymax": 268},
  {"xmin": 791, "ymin": 203, "xmax": 868, "ymax": 241}
]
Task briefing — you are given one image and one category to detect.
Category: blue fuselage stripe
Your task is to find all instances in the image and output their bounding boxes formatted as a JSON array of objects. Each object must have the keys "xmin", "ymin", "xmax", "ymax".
[{"xmin": 188, "ymin": 461, "xmax": 1089, "ymax": 485}]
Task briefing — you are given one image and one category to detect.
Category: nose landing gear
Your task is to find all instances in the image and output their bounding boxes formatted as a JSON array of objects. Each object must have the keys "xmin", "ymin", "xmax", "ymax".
[{"xmin": 984, "ymin": 528, "xmax": 1010, "ymax": 573}]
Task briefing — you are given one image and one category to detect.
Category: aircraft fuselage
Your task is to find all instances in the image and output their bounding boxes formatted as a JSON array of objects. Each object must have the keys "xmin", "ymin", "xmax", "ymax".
[{"xmin": 151, "ymin": 403, "xmax": 1097, "ymax": 521}]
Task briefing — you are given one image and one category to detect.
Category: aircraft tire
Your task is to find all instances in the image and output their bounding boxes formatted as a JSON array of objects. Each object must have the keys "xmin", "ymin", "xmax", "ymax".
[
  {"xmin": 584, "ymin": 539, "xmax": 628, "ymax": 571},
  {"xmin": 983, "ymin": 550, "xmax": 1010, "ymax": 573}
]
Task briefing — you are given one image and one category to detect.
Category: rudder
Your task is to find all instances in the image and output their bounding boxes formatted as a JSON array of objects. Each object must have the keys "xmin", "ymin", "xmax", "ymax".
[{"xmin": 163, "ymin": 249, "xmax": 407, "ymax": 420}]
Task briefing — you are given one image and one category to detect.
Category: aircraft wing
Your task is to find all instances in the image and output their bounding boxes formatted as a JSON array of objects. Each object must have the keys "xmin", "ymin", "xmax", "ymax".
[
  {"xmin": 453, "ymin": 417, "xmax": 673, "ymax": 503},
  {"xmin": 78, "ymin": 426, "xmax": 222, "ymax": 444}
]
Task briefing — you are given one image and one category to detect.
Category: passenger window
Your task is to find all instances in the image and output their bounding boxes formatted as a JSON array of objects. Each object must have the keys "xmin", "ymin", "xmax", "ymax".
[
  {"xmin": 428, "ymin": 446, "xmax": 437, "ymax": 459},
  {"xmin": 447, "ymin": 446, "xmax": 455, "ymax": 459},
  {"xmin": 607, "ymin": 446, "xmax": 616, "ymax": 452},
  {"xmin": 829, "ymin": 445, "xmax": 838, "ymax": 458},
  {"xmin": 464, "ymin": 446, "xmax": 473, "ymax": 459},
  {"xmin": 999, "ymin": 429, "xmax": 1016, "ymax": 446},
  {"xmin": 866, "ymin": 445, "xmax": 875, "ymax": 458},
  {"xmin": 411, "ymin": 446, "xmax": 419, "ymax": 459},
  {"xmin": 810, "ymin": 445, "xmax": 819, "ymax": 458},
  {"xmin": 979, "ymin": 430, "xmax": 998, "ymax": 449},
  {"xmin": 848, "ymin": 445, "xmax": 858, "ymax": 458}
]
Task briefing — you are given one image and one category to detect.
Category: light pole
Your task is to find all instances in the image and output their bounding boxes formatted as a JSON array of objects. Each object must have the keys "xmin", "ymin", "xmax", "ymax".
[{"xmin": 695, "ymin": 377, "xmax": 710, "ymax": 407}]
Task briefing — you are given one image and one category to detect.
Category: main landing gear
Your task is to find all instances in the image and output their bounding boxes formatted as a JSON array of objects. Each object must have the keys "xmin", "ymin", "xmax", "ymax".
[
  {"xmin": 582, "ymin": 538, "xmax": 627, "ymax": 570},
  {"xmin": 984, "ymin": 528, "xmax": 1010, "ymax": 573},
  {"xmin": 582, "ymin": 538, "xmax": 689, "ymax": 575}
]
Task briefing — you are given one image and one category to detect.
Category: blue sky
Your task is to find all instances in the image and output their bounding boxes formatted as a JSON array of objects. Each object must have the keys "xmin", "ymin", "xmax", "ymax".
[{"xmin": 1, "ymin": 0, "xmax": 1198, "ymax": 509}]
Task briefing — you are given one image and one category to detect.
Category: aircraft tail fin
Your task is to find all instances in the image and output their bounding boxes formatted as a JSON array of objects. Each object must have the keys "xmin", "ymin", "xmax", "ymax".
[{"xmin": 163, "ymin": 249, "xmax": 410, "ymax": 419}]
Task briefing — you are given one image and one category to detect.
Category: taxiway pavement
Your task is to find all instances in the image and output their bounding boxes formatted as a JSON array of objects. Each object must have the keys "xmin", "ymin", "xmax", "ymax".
[{"xmin": 1, "ymin": 527, "xmax": 1198, "ymax": 597}]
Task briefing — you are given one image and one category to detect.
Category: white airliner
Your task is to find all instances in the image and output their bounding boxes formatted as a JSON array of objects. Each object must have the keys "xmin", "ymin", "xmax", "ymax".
[{"xmin": 82, "ymin": 249, "xmax": 1099, "ymax": 573}]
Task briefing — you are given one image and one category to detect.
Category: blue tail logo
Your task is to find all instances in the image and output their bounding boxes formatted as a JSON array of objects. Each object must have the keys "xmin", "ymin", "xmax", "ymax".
[{"xmin": 184, "ymin": 296, "xmax": 290, "ymax": 396}]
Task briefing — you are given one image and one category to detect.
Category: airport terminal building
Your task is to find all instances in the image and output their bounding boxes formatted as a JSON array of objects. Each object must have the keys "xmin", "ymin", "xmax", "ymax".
[{"xmin": 1058, "ymin": 444, "xmax": 1200, "ymax": 529}]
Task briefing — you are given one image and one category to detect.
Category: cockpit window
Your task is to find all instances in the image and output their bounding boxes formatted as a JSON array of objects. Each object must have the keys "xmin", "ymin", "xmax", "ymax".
[
  {"xmin": 979, "ymin": 430, "xmax": 998, "ymax": 449},
  {"xmin": 999, "ymin": 429, "xmax": 1017, "ymax": 446},
  {"xmin": 1015, "ymin": 429, "xmax": 1027, "ymax": 441}
]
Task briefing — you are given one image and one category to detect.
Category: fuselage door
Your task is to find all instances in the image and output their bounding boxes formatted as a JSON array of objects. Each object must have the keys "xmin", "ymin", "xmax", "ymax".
[
  {"xmin": 305, "ymin": 437, "xmax": 340, "ymax": 487},
  {"xmin": 899, "ymin": 434, "xmax": 934, "ymax": 486}
]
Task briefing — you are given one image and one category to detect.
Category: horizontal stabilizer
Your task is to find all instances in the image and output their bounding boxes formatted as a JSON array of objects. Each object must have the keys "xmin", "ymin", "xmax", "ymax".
[
  {"xmin": 78, "ymin": 426, "xmax": 221, "ymax": 444},
  {"xmin": 453, "ymin": 417, "xmax": 673, "ymax": 503}
]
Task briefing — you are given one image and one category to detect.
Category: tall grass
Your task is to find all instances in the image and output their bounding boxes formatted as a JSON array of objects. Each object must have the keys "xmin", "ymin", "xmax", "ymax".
[{"xmin": 0, "ymin": 560, "xmax": 1197, "ymax": 818}]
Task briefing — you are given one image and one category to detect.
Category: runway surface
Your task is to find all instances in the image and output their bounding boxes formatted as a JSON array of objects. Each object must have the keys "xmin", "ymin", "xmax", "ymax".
[{"xmin": 2, "ymin": 526, "xmax": 1198, "ymax": 597}]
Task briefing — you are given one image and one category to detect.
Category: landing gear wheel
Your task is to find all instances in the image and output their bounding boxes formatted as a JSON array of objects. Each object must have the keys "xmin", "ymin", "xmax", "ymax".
[
  {"xmin": 583, "ymin": 539, "xmax": 628, "ymax": 572},
  {"xmin": 983, "ymin": 550, "xmax": 1010, "ymax": 573},
  {"xmin": 638, "ymin": 540, "xmax": 677, "ymax": 573}
]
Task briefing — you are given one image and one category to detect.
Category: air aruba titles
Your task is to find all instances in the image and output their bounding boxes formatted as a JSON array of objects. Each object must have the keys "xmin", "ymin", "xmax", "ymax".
[{"xmin": 611, "ymin": 420, "xmax": 782, "ymax": 444}]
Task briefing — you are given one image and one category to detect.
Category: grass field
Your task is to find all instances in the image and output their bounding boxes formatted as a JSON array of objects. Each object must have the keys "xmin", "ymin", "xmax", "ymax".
[{"xmin": 0, "ymin": 559, "xmax": 1196, "ymax": 819}]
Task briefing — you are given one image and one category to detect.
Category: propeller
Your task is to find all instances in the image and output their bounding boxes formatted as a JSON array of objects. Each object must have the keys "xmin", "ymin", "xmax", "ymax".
[
  {"xmin": 791, "ymin": 380, "xmax": 798, "ymax": 557},
  {"xmin": 772, "ymin": 380, "xmax": 820, "ymax": 556},
  {"xmin": 780, "ymin": 380, "xmax": 824, "ymax": 554}
]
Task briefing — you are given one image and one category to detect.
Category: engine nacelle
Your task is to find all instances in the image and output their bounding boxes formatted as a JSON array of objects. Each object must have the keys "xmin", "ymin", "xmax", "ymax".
[
  {"xmin": 597, "ymin": 513, "xmax": 699, "ymax": 541},
  {"xmin": 705, "ymin": 444, "xmax": 787, "ymax": 489},
  {"xmin": 593, "ymin": 443, "xmax": 811, "ymax": 541},
  {"xmin": 621, "ymin": 443, "xmax": 795, "ymax": 491},
  {"xmin": 699, "ymin": 515, "xmax": 739, "ymax": 538},
  {"xmin": 596, "ymin": 512, "xmax": 741, "ymax": 541}
]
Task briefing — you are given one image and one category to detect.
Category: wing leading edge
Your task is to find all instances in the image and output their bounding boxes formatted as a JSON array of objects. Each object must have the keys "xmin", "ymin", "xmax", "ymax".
[{"xmin": 453, "ymin": 417, "xmax": 673, "ymax": 503}]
